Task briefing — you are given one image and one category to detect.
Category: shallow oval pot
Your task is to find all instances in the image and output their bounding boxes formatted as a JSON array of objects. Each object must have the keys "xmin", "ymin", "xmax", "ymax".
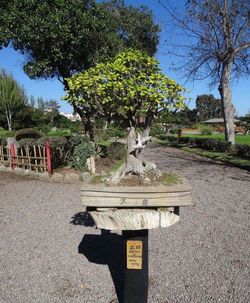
[{"xmin": 81, "ymin": 180, "xmax": 192, "ymax": 230}]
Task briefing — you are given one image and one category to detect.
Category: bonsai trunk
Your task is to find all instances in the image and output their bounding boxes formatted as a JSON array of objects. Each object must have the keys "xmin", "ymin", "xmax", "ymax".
[
  {"xmin": 125, "ymin": 127, "xmax": 147, "ymax": 175},
  {"xmin": 109, "ymin": 113, "xmax": 153, "ymax": 183},
  {"xmin": 218, "ymin": 62, "xmax": 235, "ymax": 144}
]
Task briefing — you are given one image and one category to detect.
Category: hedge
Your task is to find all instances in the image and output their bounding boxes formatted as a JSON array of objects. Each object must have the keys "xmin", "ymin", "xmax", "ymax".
[
  {"xmin": 156, "ymin": 134, "xmax": 250, "ymax": 159},
  {"xmin": 36, "ymin": 137, "xmax": 68, "ymax": 168},
  {"xmin": 15, "ymin": 128, "xmax": 42, "ymax": 141},
  {"xmin": 182, "ymin": 137, "xmax": 250, "ymax": 159}
]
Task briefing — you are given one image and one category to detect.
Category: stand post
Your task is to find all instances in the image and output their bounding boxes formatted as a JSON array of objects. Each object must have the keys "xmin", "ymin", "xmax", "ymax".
[{"xmin": 122, "ymin": 229, "xmax": 148, "ymax": 303}]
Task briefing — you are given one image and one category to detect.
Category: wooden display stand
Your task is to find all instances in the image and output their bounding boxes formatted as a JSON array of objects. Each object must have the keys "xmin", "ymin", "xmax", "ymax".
[{"xmin": 81, "ymin": 180, "xmax": 192, "ymax": 302}]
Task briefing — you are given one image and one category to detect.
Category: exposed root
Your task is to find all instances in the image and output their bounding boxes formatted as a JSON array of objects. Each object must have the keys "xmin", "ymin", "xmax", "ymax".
[{"xmin": 108, "ymin": 161, "xmax": 162, "ymax": 185}]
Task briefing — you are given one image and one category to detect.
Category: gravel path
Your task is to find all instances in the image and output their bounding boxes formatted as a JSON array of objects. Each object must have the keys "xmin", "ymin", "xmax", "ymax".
[{"xmin": 0, "ymin": 143, "xmax": 249, "ymax": 303}]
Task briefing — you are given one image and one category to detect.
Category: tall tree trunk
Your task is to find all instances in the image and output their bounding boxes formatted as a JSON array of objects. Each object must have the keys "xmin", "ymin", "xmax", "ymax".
[
  {"xmin": 218, "ymin": 62, "xmax": 235, "ymax": 144},
  {"xmin": 71, "ymin": 102, "xmax": 94, "ymax": 141},
  {"xmin": 63, "ymin": 78, "xmax": 94, "ymax": 140},
  {"xmin": 84, "ymin": 113, "xmax": 94, "ymax": 141},
  {"xmin": 6, "ymin": 109, "xmax": 12, "ymax": 131}
]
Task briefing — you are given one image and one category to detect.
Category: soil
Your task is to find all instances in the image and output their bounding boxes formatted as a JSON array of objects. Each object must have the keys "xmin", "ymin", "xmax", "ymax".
[
  {"xmin": 53, "ymin": 167, "xmax": 82, "ymax": 176},
  {"xmin": 115, "ymin": 171, "xmax": 182, "ymax": 187}
]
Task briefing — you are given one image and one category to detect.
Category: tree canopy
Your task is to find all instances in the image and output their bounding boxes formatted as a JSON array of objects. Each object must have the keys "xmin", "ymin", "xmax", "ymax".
[
  {"xmin": 1, "ymin": 0, "xmax": 160, "ymax": 84},
  {"xmin": 196, "ymin": 94, "xmax": 222, "ymax": 120},
  {"xmin": 0, "ymin": 70, "xmax": 27, "ymax": 130},
  {"xmin": 159, "ymin": 0, "xmax": 250, "ymax": 143},
  {"xmin": 65, "ymin": 49, "xmax": 186, "ymax": 135}
]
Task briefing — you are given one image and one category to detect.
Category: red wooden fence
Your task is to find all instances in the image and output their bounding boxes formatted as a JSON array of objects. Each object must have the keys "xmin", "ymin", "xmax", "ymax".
[{"xmin": 0, "ymin": 143, "xmax": 51, "ymax": 174}]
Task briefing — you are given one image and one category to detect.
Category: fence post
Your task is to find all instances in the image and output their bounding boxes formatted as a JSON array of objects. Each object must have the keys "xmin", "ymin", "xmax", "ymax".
[
  {"xmin": 46, "ymin": 142, "xmax": 52, "ymax": 175},
  {"xmin": 11, "ymin": 144, "xmax": 16, "ymax": 169}
]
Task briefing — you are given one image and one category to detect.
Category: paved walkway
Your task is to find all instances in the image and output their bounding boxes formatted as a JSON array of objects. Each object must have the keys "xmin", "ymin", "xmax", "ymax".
[{"xmin": 0, "ymin": 143, "xmax": 249, "ymax": 303}]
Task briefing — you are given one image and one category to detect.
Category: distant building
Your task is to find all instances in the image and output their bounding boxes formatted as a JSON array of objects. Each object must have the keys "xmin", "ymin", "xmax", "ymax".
[
  {"xmin": 60, "ymin": 112, "xmax": 81, "ymax": 122},
  {"xmin": 203, "ymin": 118, "xmax": 244, "ymax": 134}
]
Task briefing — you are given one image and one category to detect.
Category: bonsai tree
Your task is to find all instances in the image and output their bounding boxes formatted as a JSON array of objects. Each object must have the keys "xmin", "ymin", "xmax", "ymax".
[{"xmin": 65, "ymin": 49, "xmax": 186, "ymax": 182}]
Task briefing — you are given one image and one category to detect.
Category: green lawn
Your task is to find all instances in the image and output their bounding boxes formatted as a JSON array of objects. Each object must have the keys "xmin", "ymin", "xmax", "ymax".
[
  {"xmin": 181, "ymin": 147, "xmax": 250, "ymax": 171},
  {"xmin": 183, "ymin": 133, "xmax": 250, "ymax": 145}
]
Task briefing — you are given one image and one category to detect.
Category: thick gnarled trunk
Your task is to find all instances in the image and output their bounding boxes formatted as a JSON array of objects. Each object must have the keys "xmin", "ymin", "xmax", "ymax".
[
  {"xmin": 218, "ymin": 62, "xmax": 236, "ymax": 144},
  {"xmin": 124, "ymin": 112, "xmax": 154, "ymax": 176},
  {"xmin": 109, "ymin": 126, "xmax": 152, "ymax": 183},
  {"xmin": 125, "ymin": 127, "xmax": 147, "ymax": 175}
]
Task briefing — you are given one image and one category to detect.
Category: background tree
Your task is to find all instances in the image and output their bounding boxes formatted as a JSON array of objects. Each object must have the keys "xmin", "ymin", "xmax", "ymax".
[
  {"xmin": 101, "ymin": 0, "xmax": 159, "ymax": 56},
  {"xmin": 159, "ymin": 108, "xmax": 200, "ymax": 128},
  {"xmin": 196, "ymin": 94, "xmax": 222, "ymax": 120},
  {"xmin": 159, "ymin": 0, "xmax": 250, "ymax": 144},
  {"xmin": 44, "ymin": 100, "xmax": 60, "ymax": 125},
  {"xmin": 0, "ymin": 0, "xmax": 11, "ymax": 49},
  {"xmin": 37, "ymin": 97, "xmax": 45, "ymax": 111},
  {"xmin": 65, "ymin": 49, "xmax": 186, "ymax": 179},
  {"xmin": 29, "ymin": 95, "xmax": 36, "ymax": 109},
  {"xmin": 0, "ymin": 69, "xmax": 27, "ymax": 130},
  {"xmin": 1, "ymin": 0, "xmax": 160, "ymax": 130}
]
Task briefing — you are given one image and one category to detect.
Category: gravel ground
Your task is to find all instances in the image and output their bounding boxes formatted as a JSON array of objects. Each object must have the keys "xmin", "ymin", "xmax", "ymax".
[{"xmin": 0, "ymin": 143, "xmax": 249, "ymax": 303}]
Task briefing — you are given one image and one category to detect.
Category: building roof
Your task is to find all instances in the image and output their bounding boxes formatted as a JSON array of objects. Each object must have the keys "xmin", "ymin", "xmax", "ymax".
[{"xmin": 203, "ymin": 118, "xmax": 240, "ymax": 124}]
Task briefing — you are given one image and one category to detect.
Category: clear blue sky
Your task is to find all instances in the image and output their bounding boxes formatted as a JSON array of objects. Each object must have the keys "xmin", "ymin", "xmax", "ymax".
[{"xmin": 0, "ymin": 0, "xmax": 249, "ymax": 116}]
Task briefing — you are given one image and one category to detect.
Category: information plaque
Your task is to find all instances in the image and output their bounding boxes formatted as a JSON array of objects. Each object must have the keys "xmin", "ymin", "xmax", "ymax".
[{"xmin": 126, "ymin": 240, "xmax": 143, "ymax": 270}]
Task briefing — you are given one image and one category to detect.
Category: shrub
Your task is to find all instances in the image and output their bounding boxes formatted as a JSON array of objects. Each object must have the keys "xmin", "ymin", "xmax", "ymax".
[
  {"xmin": 47, "ymin": 129, "xmax": 71, "ymax": 137},
  {"xmin": 96, "ymin": 142, "xmax": 109, "ymax": 158},
  {"xmin": 36, "ymin": 136, "xmax": 68, "ymax": 168},
  {"xmin": 0, "ymin": 137, "xmax": 7, "ymax": 146},
  {"xmin": 150, "ymin": 124, "xmax": 165, "ymax": 137},
  {"xmin": 70, "ymin": 142, "xmax": 95, "ymax": 170},
  {"xmin": 156, "ymin": 134, "xmax": 169, "ymax": 140},
  {"xmin": 15, "ymin": 128, "xmax": 42, "ymax": 141},
  {"xmin": 65, "ymin": 134, "xmax": 90, "ymax": 162},
  {"xmin": 200, "ymin": 125, "xmax": 213, "ymax": 135},
  {"xmin": 155, "ymin": 134, "xmax": 178, "ymax": 143},
  {"xmin": 108, "ymin": 127, "xmax": 126, "ymax": 139},
  {"xmin": 180, "ymin": 137, "xmax": 231, "ymax": 152},
  {"xmin": 107, "ymin": 142, "xmax": 126, "ymax": 160},
  {"xmin": 170, "ymin": 127, "xmax": 179, "ymax": 135},
  {"xmin": 36, "ymin": 125, "xmax": 51, "ymax": 134},
  {"xmin": 67, "ymin": 134, "xmax": 89, "ymax": 147},
  {"xmin": 95, "ymin": 127, "xmax": 127, "ymax": 141},
  {"xmin": 18, "ymin": 138, "xmax": 35, "ymax": 147},
  {"xmin": 0, "ymin": 129, "xmax": 14, "ymax": 137},
  {"xmin": 229, "ymin": 144, "xmax": 250, "ymax": 159}
]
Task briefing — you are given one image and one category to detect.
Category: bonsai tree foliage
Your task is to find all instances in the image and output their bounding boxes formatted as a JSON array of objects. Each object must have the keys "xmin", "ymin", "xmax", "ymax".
[
  {"xmin": 65, "ymin": 49, "xmax": 186, "ymax": 181},
  {"xmin": 0, "ymin": 69, "xmax": 27, "ymax": 130}
]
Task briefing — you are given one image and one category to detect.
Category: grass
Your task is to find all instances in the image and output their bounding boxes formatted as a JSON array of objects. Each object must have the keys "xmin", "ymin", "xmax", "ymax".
[
  {"xmin": 183, "ymin": 133, "xmax": 250, "ymax": 145},
  {"xmin": 0, "ymin": 129, "xmax": 14, "ymax": 137},
  {"xmin": 161, "ymin": 173, "xmax": 182, "ymax": 186},
  {"xmin": 181, "ymin": 146, "xmax": 250, "ymax": 171},
  {"xmin": 95, "ymin": 140, "xmax": 113, "ymax": 147},
  {"xmin": 90, "ymin": 157, "xmax": 125, "ymax": 185},
  {"xmin": 154, "ymin": 137, "xmax": 250, "ymax": 171},
  {"xmin": 107, "ymin": 158, "xmax": 125, "ymax": 175}
]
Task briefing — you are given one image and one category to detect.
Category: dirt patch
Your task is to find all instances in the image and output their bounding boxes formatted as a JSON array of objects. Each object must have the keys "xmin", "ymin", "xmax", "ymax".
[
  {"xmin": 52, "ymin": 167, "xmax": 81, "ymax": 176},
  {"xmin": 116, "ymin": 171, "xmax": 182, "ymax": 187}
]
